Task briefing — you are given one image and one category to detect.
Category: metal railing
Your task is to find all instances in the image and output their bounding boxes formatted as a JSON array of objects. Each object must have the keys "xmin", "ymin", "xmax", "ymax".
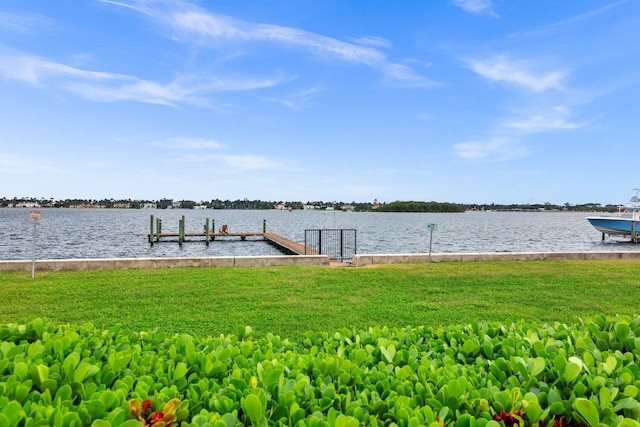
[{"xmin": 304, "ymin": 229, "xmax": 357, "ymax": 262}]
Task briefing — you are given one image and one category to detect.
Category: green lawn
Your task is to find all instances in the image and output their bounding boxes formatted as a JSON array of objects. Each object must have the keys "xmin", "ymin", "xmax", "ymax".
[{"xmin": 1, "ymin": 260, "xmax": 639, "ymax": 340}]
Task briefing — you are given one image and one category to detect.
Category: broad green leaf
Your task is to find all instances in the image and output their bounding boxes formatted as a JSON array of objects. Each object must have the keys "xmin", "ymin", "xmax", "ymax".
[
  {"xmin": 612, "ymin": 397, "xmax": 639, "ymax": 412},
  {"xmin": 564, "ymin": 362, "xmax": 581, "ymax": 383},
  {"xmin": 462, "ymin": 339, "xmax": 478, "ymax": 356},
  {"xmin": 381, "ymin": 344, "xmax": 396, "ymax": 363},
  {"xmin": 615, "ymin": 323, "xmax": 631, "ymax": 342},
  {"xmin": 243, "ymin": 394, "xmax": 264, "ymax": 425},
  {"xmin": 73, "ymin": 363, "xmax": 100, "ymax": 383},
  {"xmin": 85, "ymin": 400, "xmax": 106, "ymax": 419},
  {"xmin": 354, "ymin": 349, "xmax": 367, "ymax": 365},
  {"xmin": 600, "ymin": 387, "xmax": 611, "ymax": 409},
  {"xmin": 173, "ymin": 362, "xmax": 188, "ymax": 381},
  {"xmin": 334, "ymin": 414, "xmax": 359, "ymax": 427},
  {"xmin": 605, "ymin": 356, "xmax": 617, "ymax": 374},
  {"xmin": 30, "ymin": 364, "xmax": 49, "ymax": 385},
  {"xmin": 0, "ymin": 401, "xmax": 22, "ymax": 425},
  {"xmin": 575, "ymin": 398, "xmax": 599, "ymax": 427},
  {"xmin": 624, "ymin": 385, "xmax": 638, "ymax": 398},
  {"xmin": 455, "ymin": 413, "xmax": 476, "ymax": 427},
  {"xmin": 530, "ymin": 357, "xmax": 545, "ymax": 377}
]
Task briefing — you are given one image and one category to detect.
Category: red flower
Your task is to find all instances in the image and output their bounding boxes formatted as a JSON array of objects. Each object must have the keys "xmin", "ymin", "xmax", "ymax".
[
  {"xmin": 142, "ymin": 400, "xmax": 153, "ymax": 414},
  {"xmin": 146, "ymin": 412, "xmax": 165, "ymax": 425}
]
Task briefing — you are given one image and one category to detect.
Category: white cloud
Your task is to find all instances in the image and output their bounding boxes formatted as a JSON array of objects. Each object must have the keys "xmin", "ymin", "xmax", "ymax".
[
  {"xmin": 466, "ymin": 54, "xmax": 567, "ymax": 92},
  {"xmin": 417, "ymin": 113, "xmax": 435, "ymax": 121},
  {"xmin": 349, "ymin": 36, "xmax": 393, "ymax": 49},
  {"xmin": 158, "ymin": 137, "xmax": 224, "ymax": 150},
  {"xmin": 502, "ymin": 106, "xmax": 590, "ymax": 132},
  {"xmin": 267, "ymin": 85, "xmax": 322, "ymax": 110},
  {"xmin": 451, "ymin": 0, "xmax": 498, "ymax": 17},
  {"xmin": 0, "ymin": 11, "xmax": 53, "ymax": 35},
  {"xmin": 103, "ymin": 0, "xmax": 440, "ymax": 88},
  {"xmin": 177, "ymin": 153, "xmax": 284, "ymax": 170},
  {"xmin": 453, "ymin": 138, "xmax": 527, "ymax": 161},
  {"xmin": 0, "ymin": 46, "xmax": 287, "ymax": 106},
  {"xmin": 0, "ymin": 153, "xmax": 65, "ymax": 175}
]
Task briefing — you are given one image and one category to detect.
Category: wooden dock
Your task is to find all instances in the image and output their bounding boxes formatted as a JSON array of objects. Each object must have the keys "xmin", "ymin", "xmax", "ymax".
[
  {"xmin": 147, "ymin": 215, "xmax": 316, "ymax": 256},
  {"xmin": 155, "ymin": 231, "xmax": 264, "ymax": 241},
  {"xmin": 264, "ymin": 233, "xmax": 318, "ymax": 256}
]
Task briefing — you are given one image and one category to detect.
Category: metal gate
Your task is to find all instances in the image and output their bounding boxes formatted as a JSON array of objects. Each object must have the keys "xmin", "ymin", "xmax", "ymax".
[{"xmin": 304, "ymin": 229, "xmax": 357, "ymax": 262}]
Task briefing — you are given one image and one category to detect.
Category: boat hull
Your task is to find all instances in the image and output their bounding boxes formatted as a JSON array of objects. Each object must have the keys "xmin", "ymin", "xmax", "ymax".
[{"xmin": 587, "ymin": 217, "xmax": 639, "ymax": 236}]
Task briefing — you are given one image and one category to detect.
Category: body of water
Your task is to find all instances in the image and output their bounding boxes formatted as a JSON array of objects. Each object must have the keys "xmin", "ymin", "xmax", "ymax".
[{"xmin": 0, "ymin": 208, "xmax": 636, "ymax": 261}]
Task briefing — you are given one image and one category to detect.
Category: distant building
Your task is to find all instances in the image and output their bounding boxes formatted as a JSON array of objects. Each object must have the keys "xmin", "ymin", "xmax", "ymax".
[
  {"xmin": 372, "ymin": 199, "xmax": 380, "ymax": 209},
  {"xmin": 15, "ymin": 201, "xmax": 40, "ymax": 208}
]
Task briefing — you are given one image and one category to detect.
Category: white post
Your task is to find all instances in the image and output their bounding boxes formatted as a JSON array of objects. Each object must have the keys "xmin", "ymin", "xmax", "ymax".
[
  {"xmin": 29, "ymin": 210, "xmax": 41, "ymax": 278},
  {"xmin": 31, "ymin": 220, "xmax": 36, "ymax": 278}
]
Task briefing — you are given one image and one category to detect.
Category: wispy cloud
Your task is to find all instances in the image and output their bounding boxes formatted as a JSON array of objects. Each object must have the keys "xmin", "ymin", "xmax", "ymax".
[
  {"xmin": 349, "ymin": 36, "xmax": 393, "ymax": 49},
  {"xmin": 0, "ymin": 153, "xmax": 65, "ymax": 174},
  {"xmin": 510, "ymin": 0, "xmax": 628, "ymax": 38},
  {"xmin": 0, "ymin": 11, "xmax": 53, "ymax": 35},
  {"xmin": 451, "ymin": 0, "xmax": 498, "ymax": 18},
  {"xmin": 502, "ymin": 105, "xmax": 590, "ymax": 132},
  {"xmin": 178, "ymin": 153, "xmax": 285, "ymax": 170},
  {"xmin": 453, "ymin": 138, "xmax": 527, "ymax": 161},
  {"xmin": 267, "ymin": 86, "xmax": 322, "ymax": 110},
  {"xmin": 0, "ymin": 46, "xmax": 286, "ymax": 106},
  {"xmin": 157, "ymin": 137, "xmax": 224, "ymax": 150},
  {"xmin": 157, "ymin": 135, "xmax": 286, "ymax": 170},
  {"xmin": 102, "ymin": 0, "xmax": 440, "ymax": 88},
  {"xmin": 466, "ymin": 54, "xmax": 567, "ymax": 92}
]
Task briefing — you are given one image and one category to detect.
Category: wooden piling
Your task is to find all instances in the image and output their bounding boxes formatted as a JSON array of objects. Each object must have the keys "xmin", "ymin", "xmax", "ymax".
[
  {"xmin": 205, "ymin": 218, "xmax": 210, "ymax": 246},
  {"xmin": 149, "ymin": 215, "xmax": 154, "ymax": 245},
  {"xmin": 179, "ymin": 216, "xmax": 185, "ymax": 246},
  {"xmin": 263, "ymin": 219, "xmax": 266, "ymax": 233}
]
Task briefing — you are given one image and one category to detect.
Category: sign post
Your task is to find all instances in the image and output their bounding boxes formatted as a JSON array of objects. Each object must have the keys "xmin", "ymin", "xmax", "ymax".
[
  {"xmin": 427, "ymin": 223, "xmax": 437, "ymax": 266},
  {"xmin": 29, "ymin": 210, "xmax": 42, "ymax": 278}
]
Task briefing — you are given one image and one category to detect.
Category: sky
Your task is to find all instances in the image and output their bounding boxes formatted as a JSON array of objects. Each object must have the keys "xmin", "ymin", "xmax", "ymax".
[{"xmin": 1, "ymin": 0, "xmax": 639, "ymax": 205}]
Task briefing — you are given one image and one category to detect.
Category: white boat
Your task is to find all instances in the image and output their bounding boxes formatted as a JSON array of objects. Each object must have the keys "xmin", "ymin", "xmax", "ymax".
[{"xmin": 587, "ymin": 189, "xmax": 640, "ymax": 241}]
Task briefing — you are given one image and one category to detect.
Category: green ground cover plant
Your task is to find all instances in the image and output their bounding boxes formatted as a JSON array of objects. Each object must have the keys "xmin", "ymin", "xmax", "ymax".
[
  {"xmin": 1, "ymin": 317, "xmax": 639, "ymax": 426},
  {"xmin": 0, "ymin": 260, "xmax": 639, "ymax": 340},
  {"xmin": 1, "ymin": 260, "xmax": 639, "ymax": 426}
]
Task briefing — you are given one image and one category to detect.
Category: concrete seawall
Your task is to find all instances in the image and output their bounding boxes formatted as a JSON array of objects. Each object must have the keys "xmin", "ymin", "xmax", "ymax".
[
  {"xmin": 1, "ymin": 251, "xmax": 639, "ymax": 272},
  {"xmin": 351, "ymin": 251, "xmax": 640, "ymax": 266},
  {"xmin": 0, "ymin": 255, "xmax": 330, "ymax": 271}
]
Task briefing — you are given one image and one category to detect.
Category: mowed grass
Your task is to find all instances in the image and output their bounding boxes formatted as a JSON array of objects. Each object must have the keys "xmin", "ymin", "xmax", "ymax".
[{"xmin": 1, "ymin": 260, "xmax": 639, "ymax": 340}]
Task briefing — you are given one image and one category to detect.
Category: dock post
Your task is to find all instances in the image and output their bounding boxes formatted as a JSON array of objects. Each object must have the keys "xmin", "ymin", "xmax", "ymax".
[
  {"xmin": 263, "ymin": 219, "xmax": 266, "ymax": 233},
  {"xmin": 149, "ymin": 215, "xmax": 154, "ymax": 245},
  {"xmin": 205, "ymin": 218, "xmax": 210, "ymax": 246},
  {"xmin": 602, "ymin": 232, "xmax": 605, "ymax": 241},
  {"xmin": 179, "ymin": 216, "xmax": 185, "ymax": 246},
  {"xmin": 157, "ymin": 218, "xmax": 162, "ymax": 242}
]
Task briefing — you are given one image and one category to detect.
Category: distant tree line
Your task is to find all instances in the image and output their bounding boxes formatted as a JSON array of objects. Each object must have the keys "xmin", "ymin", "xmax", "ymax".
[
  {"xmin": 377, "ymin": 201, "xmax": 466, "ymax": 213},
  {"xmin": 0, "ymin": 197, "xmax": 621, "ymax": 212}
]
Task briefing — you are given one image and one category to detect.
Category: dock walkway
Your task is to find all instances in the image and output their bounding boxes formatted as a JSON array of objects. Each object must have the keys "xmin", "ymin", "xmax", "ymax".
[{"xmin": 264, "ymin": 233, "xmax": 317, "ymax": 256}]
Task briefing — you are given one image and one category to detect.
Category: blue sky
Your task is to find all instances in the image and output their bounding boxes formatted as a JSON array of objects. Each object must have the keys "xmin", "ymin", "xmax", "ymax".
[{"xmin": 1, "ymin": 0, "xmax": 638, "ymax": 205}]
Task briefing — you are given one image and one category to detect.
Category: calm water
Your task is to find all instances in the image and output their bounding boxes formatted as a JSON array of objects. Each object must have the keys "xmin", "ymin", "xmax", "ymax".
[{"xmin": 0, "ymin": 208, "xmax": 636, "ymax": 261}]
